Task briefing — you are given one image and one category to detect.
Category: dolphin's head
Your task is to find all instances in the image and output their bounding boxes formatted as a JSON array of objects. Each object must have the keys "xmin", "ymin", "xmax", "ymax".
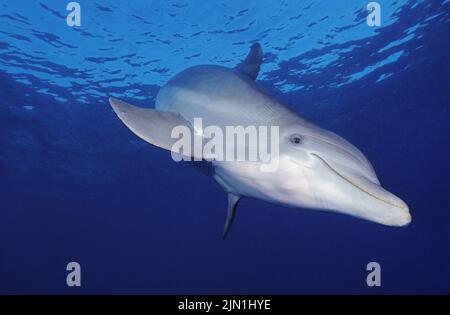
[{"xmin": 274, "ymin": 120, "xmax": 411, "ymax": 226}]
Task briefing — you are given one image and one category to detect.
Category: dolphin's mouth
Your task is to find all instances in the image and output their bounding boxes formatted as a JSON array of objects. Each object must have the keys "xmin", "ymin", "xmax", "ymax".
[{"xmin": 311, "ymin": 153, "xmax": 407, "ymax": 210}]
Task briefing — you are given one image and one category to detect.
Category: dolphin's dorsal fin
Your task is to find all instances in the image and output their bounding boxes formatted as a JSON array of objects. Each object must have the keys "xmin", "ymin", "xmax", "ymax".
[
  {"xmin": 109, "ymin": 97, "xmax": 202, "ymax": 160},
  {"xmin": 235, "ymin": 43, "xmax": 262, "ymax": 80},
  {"xmin": 223, "ymin": 193, "xmax": 241, "ymax": 239}
]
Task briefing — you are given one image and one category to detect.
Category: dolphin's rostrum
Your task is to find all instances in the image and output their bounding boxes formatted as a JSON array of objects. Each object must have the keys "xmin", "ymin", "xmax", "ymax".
[{"xmin": 109, "ymin": 43, "xmax": 411, "ymax": 238}]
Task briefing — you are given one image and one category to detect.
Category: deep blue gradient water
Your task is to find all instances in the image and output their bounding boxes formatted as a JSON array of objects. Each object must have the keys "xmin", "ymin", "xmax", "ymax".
[{"xmin": 0, "ymin": 0, "xmax": 449, "ymax": 294}]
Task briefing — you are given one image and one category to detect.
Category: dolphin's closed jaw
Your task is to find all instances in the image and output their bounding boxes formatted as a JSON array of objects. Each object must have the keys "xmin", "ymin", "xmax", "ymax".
[
  {"xmin": 346, "ymin": 175, "xmax": 411, "ymax": 226},
  {"xmin": 310, "ymin": 152, "xmax": 411, "ymax": 226},
  {"xmin": 372, "ymin": 200, "xmax": 411, "ymax": 227},
  {"xmin": 366, "ymin": 191, "xmax": 411, "ymax": 227},
  {"xmin": 394, "ymin": 207, "xmax": 412, "ymax": 226},
  {"xmin": 351, "ymin": 183, "xmax": 411, "ymax": 227}
]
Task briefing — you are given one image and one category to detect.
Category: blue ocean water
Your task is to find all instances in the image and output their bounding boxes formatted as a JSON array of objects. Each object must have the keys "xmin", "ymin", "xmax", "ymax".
[{"xmin": 0, "ymin": 0, "xmax": 449, "ymax": 294}]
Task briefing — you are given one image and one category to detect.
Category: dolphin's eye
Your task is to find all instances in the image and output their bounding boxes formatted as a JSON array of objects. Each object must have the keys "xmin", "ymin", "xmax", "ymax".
[{"xmin": 288, "ymin": 134, "xmax": 303, "ymax": 145}]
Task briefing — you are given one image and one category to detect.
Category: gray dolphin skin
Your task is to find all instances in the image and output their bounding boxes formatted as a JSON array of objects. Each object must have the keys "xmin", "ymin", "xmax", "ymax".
[{"xmin": 109, "ymin": 43, "xmax": 411, "ymax": 238}]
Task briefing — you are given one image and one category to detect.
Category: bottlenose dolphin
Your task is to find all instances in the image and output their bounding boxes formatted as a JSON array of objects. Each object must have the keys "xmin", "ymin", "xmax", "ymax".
[{"xmin": 109, "ymin": 43, "xmax": 411, "ymax": 238}]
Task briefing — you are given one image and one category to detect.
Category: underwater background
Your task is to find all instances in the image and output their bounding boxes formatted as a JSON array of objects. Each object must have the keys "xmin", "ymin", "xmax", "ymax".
[{"xmin": 0, "ymin": 0, "xmax": 449, "ymax": 294}]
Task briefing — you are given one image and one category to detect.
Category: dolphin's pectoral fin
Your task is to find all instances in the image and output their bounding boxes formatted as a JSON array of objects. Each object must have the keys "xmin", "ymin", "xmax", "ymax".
[
  {"xmin": 235, "ymin": 43, "xmax": 262, "ymax": 80},
  {"xmin": 222, "ymin": 193, "xmax": 241, "ymax": 239},
  {"xmin": 109, "ymin": 97, "xmax": 200, "ymax": 159}
]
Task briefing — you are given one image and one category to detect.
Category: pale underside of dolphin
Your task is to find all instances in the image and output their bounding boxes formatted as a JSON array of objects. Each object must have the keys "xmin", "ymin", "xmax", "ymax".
[{"xmin": 109, "ymin": 43, "xmax": 411, "ymax": 238}]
